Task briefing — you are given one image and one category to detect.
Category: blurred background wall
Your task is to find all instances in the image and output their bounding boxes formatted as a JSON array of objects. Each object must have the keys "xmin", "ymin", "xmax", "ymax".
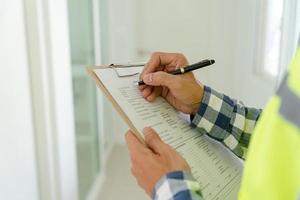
[
  {"xmin": 0, "ymin": 0, "xmax": 299, "ymax": 200},
  {"xmin": 0, "ymin": 1, "xmax": 39, "ymax": 199}
]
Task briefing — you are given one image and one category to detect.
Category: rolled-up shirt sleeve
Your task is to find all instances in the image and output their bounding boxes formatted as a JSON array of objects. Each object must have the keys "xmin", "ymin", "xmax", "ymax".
[
  {"xmin": 191, "ymin": 86, "xmax": 262, "ymax": 159},
  {"xmin": 153, "ymin": 86, "xmax": 262, "ymax": 200}
]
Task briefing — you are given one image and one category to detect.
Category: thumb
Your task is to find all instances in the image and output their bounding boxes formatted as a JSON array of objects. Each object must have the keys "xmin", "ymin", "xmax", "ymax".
[
  {"xmin": 143, "ymin": 71, "xmax": 175, "ymax": 87},
  {"xmin": 143, "ymin": 127, "xmax": 166, "ymax": 154}
]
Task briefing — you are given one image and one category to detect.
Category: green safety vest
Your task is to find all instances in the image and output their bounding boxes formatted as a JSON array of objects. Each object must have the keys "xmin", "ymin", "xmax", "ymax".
[{"xmin": 239, "ymin": 47, "xmax": 300, "ymax": 199}]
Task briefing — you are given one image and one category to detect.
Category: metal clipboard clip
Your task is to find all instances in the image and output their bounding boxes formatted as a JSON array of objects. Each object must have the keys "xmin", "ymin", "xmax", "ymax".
[{"xmin": 107, "ymin": 62, "xmax": 146, "ymax": 77}]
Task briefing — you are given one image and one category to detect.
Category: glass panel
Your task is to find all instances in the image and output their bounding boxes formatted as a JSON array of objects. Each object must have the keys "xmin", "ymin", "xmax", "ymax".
[{"xmin": 67, "ymin": 0, "xmax": 100, "ymax": 199}]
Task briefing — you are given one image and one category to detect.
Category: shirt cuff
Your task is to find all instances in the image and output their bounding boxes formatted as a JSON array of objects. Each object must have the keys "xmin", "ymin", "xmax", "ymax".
[
  {"xmin": 190, "ymin": 86, "xmax": 261, "ymax": 159},
  {"xmin": 152, "ymin": 171, "xmax": 202, "ymax": 200},
  {"xmin": 191, "ymin": 86, "xmax": 234, "ymax": 140}
]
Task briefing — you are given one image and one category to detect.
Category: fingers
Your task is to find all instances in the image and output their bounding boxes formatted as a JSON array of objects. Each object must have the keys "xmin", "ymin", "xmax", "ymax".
[
  {"xmin": 146, "ymin": 87, "xmax": 162, "ymax": 102},
  {"xmin": 141, "ymin": 52, "xmax": 188, "ymax": 78},
  {"xmin": 143, "ymin": 127, "xmax": 167, "ymax": 154},
  {"xmin": 140, "ymin": 52, "xmax": 166, "ymax": 77},
  {"xmin": 143, "ymin": 71, "xmax": 177, "ymax": 87},
  {"xmin": 140, "ymin": 85, "xmax": 161, "ymax": 102},
  {"xmin": 125, "ymin": 130, "xmax": 145, "ymax": 156},
  {"xmin": 138, "ymin": 84, "xmax": 147, "ymax": 91},
  {"xmin": 141, "ymin": 86, "xmax": 153, "ymax": 99},
  {"xmin": 138, "ymin": 52, "xmax": 188, "ymax": 102}
]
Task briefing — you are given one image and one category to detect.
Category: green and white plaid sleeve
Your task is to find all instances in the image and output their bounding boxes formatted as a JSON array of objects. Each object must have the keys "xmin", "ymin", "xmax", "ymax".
[
  {"xmin": 153, "ymin": 171, "xmax": 203, "ymax": 200},
  {"xmin": 191, "ymin": 86, "xmax": 262, "ymax": 159},
  {"xmin": 152, "ymin": 86, "xmax": 262, "ymax": 200}
]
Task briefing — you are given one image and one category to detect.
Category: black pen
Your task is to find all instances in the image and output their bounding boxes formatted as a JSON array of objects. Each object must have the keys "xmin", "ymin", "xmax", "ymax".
[{"xmin": 136, "ymin": 59, "xmax": 215, "ymax": 86}]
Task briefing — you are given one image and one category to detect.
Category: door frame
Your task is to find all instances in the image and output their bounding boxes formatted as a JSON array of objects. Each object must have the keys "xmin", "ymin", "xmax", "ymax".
[{"xmin": 23, "ymin": 0, "xmax": 78, "ymax": 199}]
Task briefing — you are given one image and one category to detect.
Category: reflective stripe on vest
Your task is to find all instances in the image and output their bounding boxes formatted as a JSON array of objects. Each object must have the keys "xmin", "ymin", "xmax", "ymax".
[{"xmin": 277, "ymin": 74, "xmax": 300, "ymax": 130}]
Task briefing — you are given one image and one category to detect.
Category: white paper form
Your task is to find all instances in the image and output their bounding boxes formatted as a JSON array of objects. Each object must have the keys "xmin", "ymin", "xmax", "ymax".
[{"xmin": 95, "ymin": 68, "xmax": 243, "ymax": 200}]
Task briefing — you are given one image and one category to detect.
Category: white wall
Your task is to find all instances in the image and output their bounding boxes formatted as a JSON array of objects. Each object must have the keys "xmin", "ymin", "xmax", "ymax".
[
  {"xmin": 133, "ymin": 0, "xmax": 276, "ymax": 108},
  {"xmin": 105, "ymin": 0, "xmax": 280, "ymax": 144},
  {"xmin": 0, "ymin": 1, "xmax": 39, "ymax": 199},
  {"xmin": 108, "ymin": 0, "xmax": 137, "ymax": 63},
  {"xmin": 147, "ymin": 0, "xmax": 291, "ymax": 109},
  {"xmin": 134, "ymin": 0, "xmax": 237, "ymax": 96},
  {"xmin": 106, "ymin": 0, "xmax": 137, "ymax": 144},
  {"xmin": 232, "ymin": 0, "xmax": 275, "ymax": 108}
]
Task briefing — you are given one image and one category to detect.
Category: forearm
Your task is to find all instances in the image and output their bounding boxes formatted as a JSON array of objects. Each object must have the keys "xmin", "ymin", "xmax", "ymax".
[
  {"xmin": 153, "ymin": 171, "xmax": 204, "ymax": 200},
  {"xmin": 191, "ymin": 86, "xmax": 262, "ymax": 159}
]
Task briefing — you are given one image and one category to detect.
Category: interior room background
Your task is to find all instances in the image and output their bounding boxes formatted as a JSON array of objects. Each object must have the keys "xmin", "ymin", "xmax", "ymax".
[{"xmin": 1, "ymin": 0, "xmax": 299, "ymax": 200}]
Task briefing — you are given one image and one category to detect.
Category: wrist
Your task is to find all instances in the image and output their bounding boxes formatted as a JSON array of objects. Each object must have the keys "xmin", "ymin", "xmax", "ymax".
[
  {"xmin": 190, "ymin": 84, "xmax": 204, "ymax": 114},
  {"xmin": 190, "ymin": 103, "xmax": 201, "ymax": 115}
]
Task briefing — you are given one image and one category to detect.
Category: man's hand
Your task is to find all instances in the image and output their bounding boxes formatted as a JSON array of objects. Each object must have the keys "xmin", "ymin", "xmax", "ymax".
[
  {"xmin": 139, "ymin": 52, "xmax": 204, "ymax": 114},
  {"xmin": 125, "ymin": 127, "xmax": 191, "ymax": 196}
]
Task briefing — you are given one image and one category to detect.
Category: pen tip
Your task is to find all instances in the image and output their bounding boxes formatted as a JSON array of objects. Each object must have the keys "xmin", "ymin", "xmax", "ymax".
[{"xmin": 211, "ymin": 60, "xmax": 215, "ymax": 64}]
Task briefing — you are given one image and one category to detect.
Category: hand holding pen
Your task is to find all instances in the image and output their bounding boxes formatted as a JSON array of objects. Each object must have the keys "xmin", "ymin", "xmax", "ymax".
[
  {"xmin": 137, "ymin": 59, "xmax": 214, "ymax": 85},
  {"xmin": 138, "ymin": 52, "xmax": 215, "ymax": 114}
]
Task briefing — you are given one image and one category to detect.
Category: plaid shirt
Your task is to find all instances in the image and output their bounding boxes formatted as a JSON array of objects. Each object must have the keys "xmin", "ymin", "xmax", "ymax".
[{"xmin": 153, "ymin": 86, "xmax": 262, "ymax": 200}]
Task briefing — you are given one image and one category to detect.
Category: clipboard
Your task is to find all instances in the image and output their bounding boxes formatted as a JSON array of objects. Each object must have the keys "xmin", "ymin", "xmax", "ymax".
[
  {"xmin": 86, "ymin": 64, "xmax": 243, "ymax": 200},
  {"xmin": 86, "ymin": 64, "xmax": 146, "ymax": 144}
]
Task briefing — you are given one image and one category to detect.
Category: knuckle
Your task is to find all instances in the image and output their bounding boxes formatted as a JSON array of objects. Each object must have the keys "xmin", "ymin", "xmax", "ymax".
[
  {"xmin": 174, "ymin": 53, "xmax": 184, "ymax": 60},
  {"xmin": 151, "ymin": 52, "xmax": 161, "ymax": 59},
  {"xmin": 175, "ymin": 53, "xmax": 183, "ymax": 57},
  {"xmin": 174, "ymin": 53, "xmax": 188, "ymax": 64}
]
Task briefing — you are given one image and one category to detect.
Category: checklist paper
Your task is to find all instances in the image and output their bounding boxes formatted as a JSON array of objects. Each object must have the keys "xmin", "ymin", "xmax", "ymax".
[{"xmin": 89, "ymin": 67, "xmax": 243, "ymax": 200}]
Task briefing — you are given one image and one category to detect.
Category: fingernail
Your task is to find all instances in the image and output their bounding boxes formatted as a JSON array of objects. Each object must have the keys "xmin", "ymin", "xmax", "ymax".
[{"xmin": 144, "ymin": 74, "xmax": 153, "ymax": 83}]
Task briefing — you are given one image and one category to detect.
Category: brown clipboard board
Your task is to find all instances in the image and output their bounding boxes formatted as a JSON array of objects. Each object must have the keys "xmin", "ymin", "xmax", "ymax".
[{"xmin": 86, "ymin": 65, "xmax": 146, "ymax": 144}]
